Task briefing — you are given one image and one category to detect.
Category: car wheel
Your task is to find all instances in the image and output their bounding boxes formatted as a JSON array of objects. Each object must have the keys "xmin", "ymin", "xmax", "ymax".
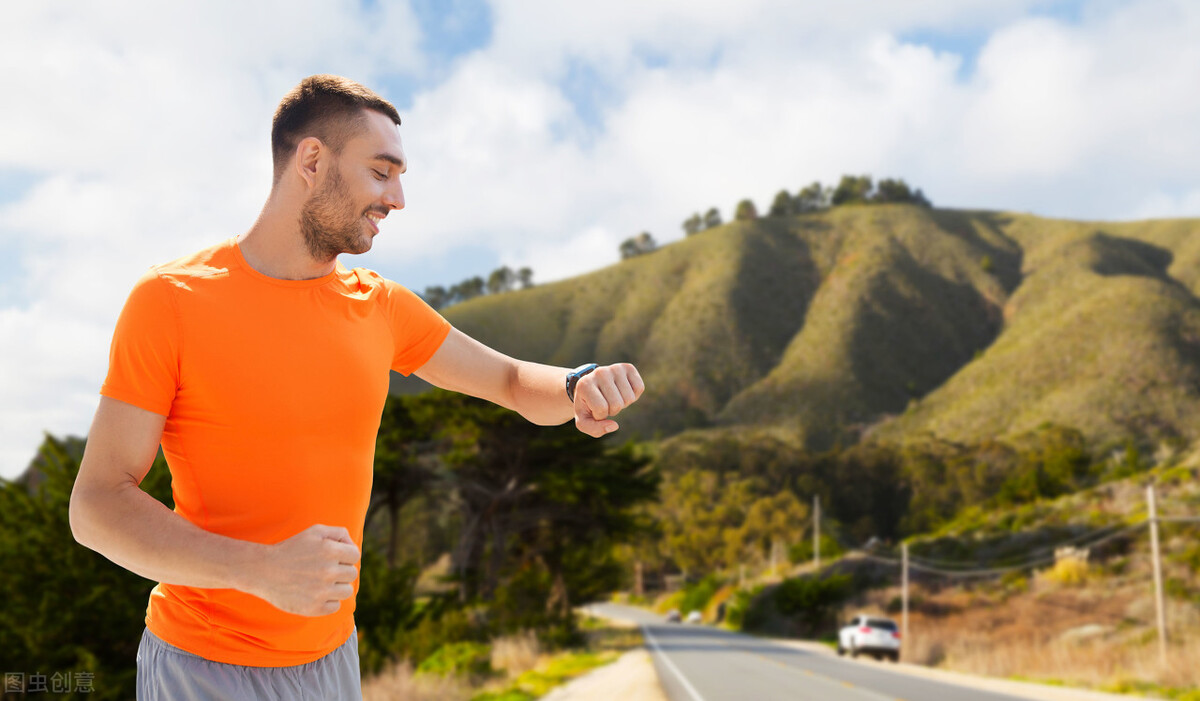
[
  {"xmin": 836, "ymin": 644, "xmax": 845, "ymax": 657},
  {"xmin": 890, "ymin": 651, "xmax": 900, "ymax": 663}
]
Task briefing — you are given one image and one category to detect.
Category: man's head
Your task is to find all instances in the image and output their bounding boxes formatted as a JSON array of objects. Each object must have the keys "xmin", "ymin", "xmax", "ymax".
[
  {"xmin": 271, "ymin": 75, "xmax": 401, "ymax": 184},
  {"xmin": 272, "ymin": 75, "xmax": 407, "ymax": 262}
]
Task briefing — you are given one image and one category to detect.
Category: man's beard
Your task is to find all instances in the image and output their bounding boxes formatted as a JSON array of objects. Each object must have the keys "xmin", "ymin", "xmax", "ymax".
[{"xmin": 299, "ymin": 164, "xmax": 372, "ymax": 263}]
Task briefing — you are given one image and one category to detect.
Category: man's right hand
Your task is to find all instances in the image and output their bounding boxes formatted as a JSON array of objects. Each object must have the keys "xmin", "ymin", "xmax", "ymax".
[{"xmin": 252, "ymin": 524, "xmax": 362, "ymax": 617}]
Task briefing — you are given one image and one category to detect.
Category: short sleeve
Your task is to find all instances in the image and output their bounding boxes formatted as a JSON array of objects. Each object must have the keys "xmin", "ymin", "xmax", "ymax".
[
  {"xmin": 100, "ymin": 269, "xmax": 181, "ymax": 416},
  {"xmin": 382, "ymin": 278, "xmax": 452, "ymax": 375}
]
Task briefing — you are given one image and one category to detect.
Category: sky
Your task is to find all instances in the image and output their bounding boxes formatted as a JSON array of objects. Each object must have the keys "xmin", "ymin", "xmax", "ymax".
[{"xmin": 2, "ymin": 0, "xmax": 1200, "ymax": 479}]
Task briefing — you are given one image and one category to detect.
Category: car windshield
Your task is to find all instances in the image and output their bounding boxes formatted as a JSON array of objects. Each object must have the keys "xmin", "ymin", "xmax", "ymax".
[{"xmin": 866, "ymin": 618, "xmax": 897, "ymax": 631}]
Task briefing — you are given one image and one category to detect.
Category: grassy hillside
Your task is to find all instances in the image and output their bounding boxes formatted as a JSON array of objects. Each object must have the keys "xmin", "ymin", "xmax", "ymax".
[
  {"xmin": 874, "ymin": 214, "xmax": 1200, "ymax": 450},
  {"xmin": 396, "ymin": 205, "xmax": 1200, "ymax": 451}
]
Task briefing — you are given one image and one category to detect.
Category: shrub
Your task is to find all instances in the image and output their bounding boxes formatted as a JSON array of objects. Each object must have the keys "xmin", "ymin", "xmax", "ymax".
[
  {"xmin": 1041, "ymin": 558, "xmax": 1089, "ymax": 586},
  {"xmin": 789, "ymin": 534, "xmax": 844, "ymax": 565},
  {"xmin": 679, "ymin": 575, "xmax": 723, "ymax": 616},
  {"xmin": 723, "ymin": 587, "xmax": 762, "ymax": 630},
  {"xmin": 774, "ymin": 574, "xmax": 853, "ymax": 636},
  {"xmin": 417, "ymin": 641, "xmax": 493, "ymax": 679}
]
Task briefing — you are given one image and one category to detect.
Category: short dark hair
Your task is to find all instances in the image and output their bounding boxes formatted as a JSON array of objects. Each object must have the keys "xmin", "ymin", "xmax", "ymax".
[{"xmin": 271, "ymin": 75, "xmax": 402, "ymax": 182}]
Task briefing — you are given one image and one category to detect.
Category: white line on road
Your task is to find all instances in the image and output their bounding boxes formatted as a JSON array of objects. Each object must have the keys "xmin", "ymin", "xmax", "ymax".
[{"xmin": 642, "ymin": 625, "xmax": 707, "ymax": 701}]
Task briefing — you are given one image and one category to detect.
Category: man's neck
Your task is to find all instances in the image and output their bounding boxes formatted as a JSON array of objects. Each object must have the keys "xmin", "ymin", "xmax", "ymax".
[{"xmin": 238, "ymin": 198, "xmax": 336, "ymax": 281}]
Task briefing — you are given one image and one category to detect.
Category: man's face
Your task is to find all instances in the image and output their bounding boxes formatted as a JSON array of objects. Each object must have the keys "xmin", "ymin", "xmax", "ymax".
[{"xmin": 299, "ymin": 110, "xmax": 407, "ymax": 263}]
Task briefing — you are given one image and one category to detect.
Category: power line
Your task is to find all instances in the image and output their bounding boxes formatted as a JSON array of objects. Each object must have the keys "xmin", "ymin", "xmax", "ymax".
[
  {"xmin": 902, "ymin": 522, "xmax": 1138, "ymax": 569},
  {"xmin": 850, "ymin": 524, "xmax": 1145, "ymax": 578}
]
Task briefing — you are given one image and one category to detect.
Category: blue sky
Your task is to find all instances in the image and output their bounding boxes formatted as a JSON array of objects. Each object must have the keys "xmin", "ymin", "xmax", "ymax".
[{"xmin": 2, "ymin": 0, "xmax": 1199, "ymax": 478}]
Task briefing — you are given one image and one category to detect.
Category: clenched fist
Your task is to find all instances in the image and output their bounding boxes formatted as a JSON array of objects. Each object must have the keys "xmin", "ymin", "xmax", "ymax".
[
  {"xmin": 573, "ymin": 362, "xmax": 645, "ymax": 438},
  {"xmin": 249, "ymin": 524, "xmax": 361, "ymax": 617}
]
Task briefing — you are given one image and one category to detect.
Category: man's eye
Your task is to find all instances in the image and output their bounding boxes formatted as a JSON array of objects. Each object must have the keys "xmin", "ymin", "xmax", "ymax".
[{"xmin": 373, "ymin": 170, "xmax": 387, "ymax": 180}]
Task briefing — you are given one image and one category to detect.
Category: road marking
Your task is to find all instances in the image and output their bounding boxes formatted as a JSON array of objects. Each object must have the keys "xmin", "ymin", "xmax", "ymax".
[
  {"xmin": 754, "ymin": 651, "xmax": 902, "ymax": 701},
  {"xmin": 642, "ymin": 625, "xmax": 707, "ymax": 701}
]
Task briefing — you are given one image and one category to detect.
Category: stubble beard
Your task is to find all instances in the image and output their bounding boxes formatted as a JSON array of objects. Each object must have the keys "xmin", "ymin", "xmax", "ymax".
[{"xmin": 299, "ymin": 164, "xmax": 372, "ymax": 263}]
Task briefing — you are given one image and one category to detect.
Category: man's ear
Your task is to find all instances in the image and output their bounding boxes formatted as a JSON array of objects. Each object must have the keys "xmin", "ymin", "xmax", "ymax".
[{"xmin": 294, "ymin": 137, "xmax": 324, "ymax": 189}]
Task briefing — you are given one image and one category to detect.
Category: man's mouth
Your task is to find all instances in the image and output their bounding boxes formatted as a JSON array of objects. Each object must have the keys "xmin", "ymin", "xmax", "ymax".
[{"xmin": 365, "ymin": 211, "xmax": 385, "ymax": 233}]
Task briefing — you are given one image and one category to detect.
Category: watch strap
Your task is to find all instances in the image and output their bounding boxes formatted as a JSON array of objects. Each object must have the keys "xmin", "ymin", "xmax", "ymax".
[{"xmin": 566, "ymin": 363, "xmax": 599, "ymax": 403}]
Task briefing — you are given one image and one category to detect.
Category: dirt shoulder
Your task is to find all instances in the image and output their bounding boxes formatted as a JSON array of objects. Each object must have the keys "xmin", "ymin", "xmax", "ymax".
[
  {"xmin": 538, "ymin": 648, "xmax": 668, "ymax": 701},
  {"xmin": 769, "ymin": 639, "xmax": 1138, "ymax": 701}
]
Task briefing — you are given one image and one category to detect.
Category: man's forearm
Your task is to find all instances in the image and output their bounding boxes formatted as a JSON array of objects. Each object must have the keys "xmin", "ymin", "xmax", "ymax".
[
  {"xmin": 70, "ymin": 480, "xmax": 264, "ymax": 592},
  {"xmin": 507, "ymin": 360, "xmax": 576, "ymax": 425}
]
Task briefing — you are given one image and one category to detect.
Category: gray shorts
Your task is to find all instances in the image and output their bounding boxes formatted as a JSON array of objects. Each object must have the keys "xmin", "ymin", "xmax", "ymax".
[{"xmin": 136, "ymin": 627, "xmax": 361, "ymax": 700}]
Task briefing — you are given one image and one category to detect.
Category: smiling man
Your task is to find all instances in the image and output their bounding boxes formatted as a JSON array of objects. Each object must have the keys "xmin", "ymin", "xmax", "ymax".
[{"xmin": 68, "ymin": 75, "xmax": 644, "ymax": 700}]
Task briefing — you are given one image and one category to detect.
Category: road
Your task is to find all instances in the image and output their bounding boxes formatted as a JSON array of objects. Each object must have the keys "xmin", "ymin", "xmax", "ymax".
[{"xmin": 588, "ymin": 603, "xmax": 1034, "ymax": 701}]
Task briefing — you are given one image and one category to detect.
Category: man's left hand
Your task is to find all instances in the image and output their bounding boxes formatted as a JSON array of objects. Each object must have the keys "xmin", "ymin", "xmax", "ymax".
[{"xmin": 573, "ymin": 363, "xmax": 645, "ymax": 437}]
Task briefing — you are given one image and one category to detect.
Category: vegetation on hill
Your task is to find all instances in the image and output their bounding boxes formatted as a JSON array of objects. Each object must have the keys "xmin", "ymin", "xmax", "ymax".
[{"xmin": 415, "ymin": 204, "xmax": 1200, "ymax": 454}]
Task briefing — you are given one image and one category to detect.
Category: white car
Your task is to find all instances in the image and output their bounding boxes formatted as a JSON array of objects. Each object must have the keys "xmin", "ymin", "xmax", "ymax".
[
  {"xmin": 685, "ymin": 610, "xmax": 703, "ymax": 624},
  {"xmin": 838, "ymin": 614, "xmax": 900, "ymax": 662}
]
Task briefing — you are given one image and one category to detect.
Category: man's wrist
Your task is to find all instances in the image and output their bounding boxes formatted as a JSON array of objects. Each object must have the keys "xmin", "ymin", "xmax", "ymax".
[{"xmin": 565, "ymin": 363, "xmax": 598, "ymax": 403}]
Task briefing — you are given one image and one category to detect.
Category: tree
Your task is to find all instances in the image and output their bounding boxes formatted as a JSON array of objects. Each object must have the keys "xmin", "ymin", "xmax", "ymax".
[
  {"xmin": 831, "ymin": 175, "xmax": 873, "ymax": 206},
  {"xmin": 369, "ymin": 395, "xmax": 444, "ymax": 568},
  {"xmin": 734, "ymin": 198, "xmax": 758, "ymax": 221},
  {"xmin": 486, "ymin": 266, "xmax": 517, "ymax": 295},
  {"xmin": 449, "ymin": 276, "xmax": 485, "ymax": 303},
  {"xmin": 795, "ymin": 181, "xmax": 830, "ymax": 212},
  {"xmin": 426, "ymin": 392, "xmax": 659, "ymax": 620},
  {"xmin": 682, "ymin": 213, "xmax": 703, "ymax": 236},
  {"xmin": 516, "ymin": 267, "xmax": 534, "ymax": 289},
  {"xmin": 724, "ymin": 491, "xmax": 809, "ymax": 571},
  {"xmin": 422, "ymin": 285, "xmax": 449, "ymax": 310},
  {"xmin": 703, "ymin": 207, "xmax": 722, "ymax": 230},
  {"xmin": 873, "ymin": 178, "xmax": 913, "ymax": 204},
  {"xmin": 619, "ymin": 231, "xmax": 657, "ymax": 260},
  {"xmin": 768, "ymin": 190, "xmax": 794, "ymax": 217},
  {"xmin": 0, "ymin": 435, "xmax": 175, "ymax": 699}
]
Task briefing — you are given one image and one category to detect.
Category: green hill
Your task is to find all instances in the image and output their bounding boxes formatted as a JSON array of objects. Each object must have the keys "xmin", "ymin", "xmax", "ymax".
[{"xmin": 394, "ymin": 205, "xmax": 1200, "ymax": 451}]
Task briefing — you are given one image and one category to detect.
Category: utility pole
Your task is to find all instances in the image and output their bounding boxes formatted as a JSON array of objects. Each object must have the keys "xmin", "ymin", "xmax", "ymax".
[
  {"xmin": 901, "ymin": 542, "xmax": 909, "ymax": 660},
  {"xmin": 1147, "ymin": 485, "xmax": 1168, "ymax": 667},
  {"xmin": 814, "ymin": 495, "xmax": 821, "ymax": 570}
]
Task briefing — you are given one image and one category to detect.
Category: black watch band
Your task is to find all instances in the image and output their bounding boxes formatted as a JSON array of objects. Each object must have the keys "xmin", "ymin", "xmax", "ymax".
[{"xmin": 566, "ymin": 363, "xmax": 599, "ymax": 403}]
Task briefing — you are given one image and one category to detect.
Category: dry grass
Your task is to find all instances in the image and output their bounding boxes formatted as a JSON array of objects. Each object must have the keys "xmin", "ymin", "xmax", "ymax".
[
  {"xmin": 490, "ymin": 630, "xmax": 541, "ymax": 678},
  {"xmin": 360, "ymin": 660, "xmax": 472, "ymax": 701},
  {"xmin": 862, "ymin": 575, "xmax": 1200, "ymax": 693}
]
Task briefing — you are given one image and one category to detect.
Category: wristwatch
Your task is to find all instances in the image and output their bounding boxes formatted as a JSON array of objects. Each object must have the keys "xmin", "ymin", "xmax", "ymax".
[{"xmin": 565, "ymin": 363, "xmax": 599, "ymax": 403}]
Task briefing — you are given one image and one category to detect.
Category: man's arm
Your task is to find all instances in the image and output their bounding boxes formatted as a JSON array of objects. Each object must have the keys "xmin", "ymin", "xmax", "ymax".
[
  {"xmin": 69, "ymin": 397, "xmax": 360, "ymax": 617},
  {"xmin": 414, "ymin": 328, "xmax": 645, "ymax": 437}
]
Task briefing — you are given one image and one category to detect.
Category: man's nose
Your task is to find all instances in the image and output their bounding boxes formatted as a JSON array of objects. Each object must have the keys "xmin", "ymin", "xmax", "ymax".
[{"xmin": 383, "ymin": 179, "xmax": 405, "ymax": 211}]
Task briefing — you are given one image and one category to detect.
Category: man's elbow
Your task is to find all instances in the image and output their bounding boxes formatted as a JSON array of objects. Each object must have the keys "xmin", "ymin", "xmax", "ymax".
[
  {"xmin": 68, "ymin": 482, "xmax": 112, "ymax": 551},
  {"xmin": 68, "ymin": 487, "xmax": 94, "ymax": 548}
]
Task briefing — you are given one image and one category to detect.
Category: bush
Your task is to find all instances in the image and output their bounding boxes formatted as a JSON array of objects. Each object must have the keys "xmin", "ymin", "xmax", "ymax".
[
  {"xmin": 417, "ymin": 641, "xmax": 493, "ymax": 679},
  {"xmin": 679, "ymin": 575, "xmax": 723, "ymax": 616},
  {"xmin": 774, "ymin": 574, "xmax": 853, "ymax": 636},
  {"xmin": 788, "ymin": 534, "xmax": 844, "ymax": 565},
  {"xmin": 1041, "ymin": 558, "xmax": 1090, "ymax": 587},
  {"xmin": 723, "ymin": 587, "xmax": 762, "ymax": 630}
]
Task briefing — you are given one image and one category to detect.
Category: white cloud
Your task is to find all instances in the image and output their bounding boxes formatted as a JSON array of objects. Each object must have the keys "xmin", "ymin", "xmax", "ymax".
[
  {"xmin": 0, "ymin": 0, "xmax": 425, "ymax": 478},
  {"xmin": 3, "ymin": 0, "xmax": 1200, "ymax": 478}
]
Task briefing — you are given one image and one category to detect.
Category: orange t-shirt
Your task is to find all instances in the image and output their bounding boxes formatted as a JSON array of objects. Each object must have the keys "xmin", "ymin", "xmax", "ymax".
[{"xmin": 100, "ymin": 238, "xmax": 451, "ymax": 667}]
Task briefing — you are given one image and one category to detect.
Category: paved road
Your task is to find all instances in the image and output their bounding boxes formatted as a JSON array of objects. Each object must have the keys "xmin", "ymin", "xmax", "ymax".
[{"xmin": 589, "ymin": 603, "xmax": 1032, "ymax": 701}]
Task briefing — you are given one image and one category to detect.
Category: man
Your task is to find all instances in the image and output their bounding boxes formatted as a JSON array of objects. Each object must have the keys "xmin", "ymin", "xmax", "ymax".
[{"xmin": 68, "ymin": 75, "xmax": 644, "ymax": 699}]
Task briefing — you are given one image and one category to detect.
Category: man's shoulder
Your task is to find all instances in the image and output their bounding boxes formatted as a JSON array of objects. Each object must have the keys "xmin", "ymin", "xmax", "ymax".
[
  {"xmin": 338, "ymin": 266, "xmax": 435, "ymax": 312},
  {"xmin": 150, "ymin": 239, "xmax": 239, "ymax": 284},
  {"xmin": 340, "ymin": 265, "xmax": 409, "ymax": 295}
]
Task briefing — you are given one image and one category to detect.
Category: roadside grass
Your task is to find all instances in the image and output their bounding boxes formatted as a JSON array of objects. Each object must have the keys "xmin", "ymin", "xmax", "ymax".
[{"xmin": 360, "ymin": 618, "xmax": 643, "ymax": 701}]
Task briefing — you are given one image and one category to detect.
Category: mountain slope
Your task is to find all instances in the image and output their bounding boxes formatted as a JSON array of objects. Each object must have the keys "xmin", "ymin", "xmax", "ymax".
[{"xmin": 397, "ymin": 206, "xmax": 1200, "ymax": 450}]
